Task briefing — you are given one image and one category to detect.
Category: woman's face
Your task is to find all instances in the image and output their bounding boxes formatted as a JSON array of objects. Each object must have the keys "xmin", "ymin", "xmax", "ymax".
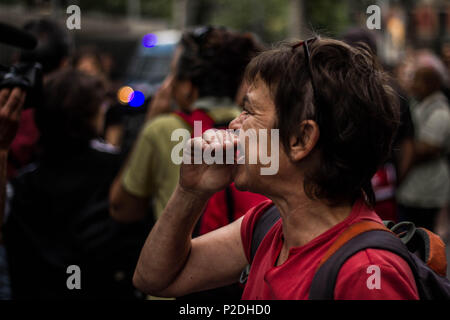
[
  {"xmin": 229, "ymin": 78, "xmax": 288, "ymax": 194},
  {"xmin": 77, "ymin": 55, "xmax": 102, "ymax": 76}
]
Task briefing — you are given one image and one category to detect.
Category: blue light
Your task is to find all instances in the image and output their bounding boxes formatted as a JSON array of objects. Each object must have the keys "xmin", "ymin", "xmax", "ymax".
[
  {"xmin": 128, "ymin": 90, "xmax": 145, "ymax": 107},
  {"xmin": 142, "ymin": 33, "xmax": 158, "ymax": 48}
]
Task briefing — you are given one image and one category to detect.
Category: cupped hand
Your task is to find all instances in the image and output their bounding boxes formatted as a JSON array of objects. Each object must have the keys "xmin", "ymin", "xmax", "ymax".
[{"xmin": 179, "ymin": 129, "xmax": 238, "ymax": 197}]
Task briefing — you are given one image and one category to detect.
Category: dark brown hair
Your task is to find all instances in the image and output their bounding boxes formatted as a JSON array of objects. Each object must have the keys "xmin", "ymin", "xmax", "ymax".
[
  {"xmin": 35, "ymin": 69, "xmax": 105, "ymax": 153},
  {"xmin": 176, "ymin": 26, "xmax": 264, "ymax": 100},
  {"xmin": 413, "ymin": 66, "xmax": 444, "ymax": 95},
  {"xmin": 245, "ymin": 38, "xmax": 400, "ymax": 206},
  {"xmin": 20, "ymin": 18, "xmax": 71, "ymax": 74}
]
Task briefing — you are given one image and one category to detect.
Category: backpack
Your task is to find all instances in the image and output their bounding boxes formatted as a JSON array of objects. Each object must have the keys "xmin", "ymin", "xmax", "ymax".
[{"xmin": 239, "ymin": 205, "xmax": 450, "ymax": 300}]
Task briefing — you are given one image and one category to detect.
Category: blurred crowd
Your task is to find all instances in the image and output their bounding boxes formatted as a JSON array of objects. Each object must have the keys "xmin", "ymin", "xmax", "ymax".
[{"xmin": 0, "ymin": 18, "xmax": 449, "ymax": 300}]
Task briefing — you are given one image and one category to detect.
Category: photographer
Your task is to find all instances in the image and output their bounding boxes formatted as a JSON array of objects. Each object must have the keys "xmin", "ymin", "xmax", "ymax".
[
  {"xmin": 3, "ymin": 69, "xmax": 147, "ymax": 299},
  {"xmin": 7, "ymin": 18, "xmax": 70, "ymax": 179},
  {"xmin": 0, "ymin": 87, "xmax": 26, "ymax": 299}
]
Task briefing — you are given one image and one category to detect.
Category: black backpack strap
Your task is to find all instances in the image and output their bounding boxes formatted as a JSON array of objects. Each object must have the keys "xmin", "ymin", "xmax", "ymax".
[
  {"xmin": 308, "ymin": 229, "xmax": 418, "ymax": 300},
  {"xmin": 239, "ymin": 204, "xmax": 281, "ymax": 284},
  {"xmin": 250, "ymin": 205, "xmax": 281, "ymax": 260},
  {"xmin": 225, "ymin": 186, "xmax": 234, "ymax": 225}
]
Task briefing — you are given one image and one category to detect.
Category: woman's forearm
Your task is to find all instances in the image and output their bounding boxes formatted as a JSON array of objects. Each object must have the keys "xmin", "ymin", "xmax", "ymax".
[{"xmin": 133, "ymin": 184, "xmax": 210, "ymax": 294}]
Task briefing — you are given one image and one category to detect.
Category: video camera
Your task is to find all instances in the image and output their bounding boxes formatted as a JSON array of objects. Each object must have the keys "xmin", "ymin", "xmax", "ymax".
[{"xmin": 0, "ymin": 22, "xmax": 42, "ymax": 109}]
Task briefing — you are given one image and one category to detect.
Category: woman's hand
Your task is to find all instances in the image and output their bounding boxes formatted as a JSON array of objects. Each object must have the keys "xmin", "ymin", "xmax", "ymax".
[
  {"xmin": 146, "ymin": 74, "xmax": 174, "ymax": 121},
  {"xmin": 179, "ymin": 129, "xmax": 238, "ymax": 198}
]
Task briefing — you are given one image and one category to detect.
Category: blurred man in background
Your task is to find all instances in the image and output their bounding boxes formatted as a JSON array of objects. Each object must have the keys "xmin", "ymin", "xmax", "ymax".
[
  {"xmin": 0, "ymin": 87, "xmax": 26, "ymax": 299},
  {"xmin": 110, "ymin": 27, "xmax": 266, "ymax": 225},
  {"xmin": 110, "ymin": 26, "xmax": 266, "ymax": 300},
  {"xmin": 7, "ymin": 18, "xmax": 71, "ymax": 179},
  {"xmin": 342, "ymin": 28, "xmax": 415, "ymax": 222},
  {"xmin": 396, "ymin": 66, "xmax": 450, "ymax": 231},
  {"xmin": 71, "ymin": 46, "xmax": 124, "ymax": 148},
  {"xmin": 3, "ymin": 69, "xmax": 147, "ymax": 299}
]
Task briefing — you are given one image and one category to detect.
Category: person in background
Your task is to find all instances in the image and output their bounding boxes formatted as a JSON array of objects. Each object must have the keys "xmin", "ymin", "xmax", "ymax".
[
  {"xmin": 110, "ymin": 27, "xmax": 266, "ymax": 225},
  {"xmin": 442, "ymin": 42, "xmax": 450, "ymax": 72},
  {"xmin": 0, "ymin": 87, "xmax": 26, "ymax": 300},
  {"xmin": 110, "ymin": 26, "xmax": 266, "ymax": 300},
  {"xmin": 72, "ymin": 46, "xmax": 123, "ymax": 148},
  {"xmin": 7, "ymin": 18, "xmax": 71, "ymax": 179},
  {"xmin": 440, "ymin": 42, "xmax": 450, "ymax": 101},
  {"xmin": 72, "ymin": 46, "xmax": 105, "ymax": 78},
  {"xmin": 438, "ymin": 42, "xmax": 450, "ymax": 241},
  {"xmin": 342, "ymin": 28, "xmax": 415, "ymax": 222},
  {"xmin": 396, "ymin": 66, "xmax": 450, "ymax": 231},
  {"xmin": 3, "ymin": 69, "xmax": 148, "ymax": 299}
]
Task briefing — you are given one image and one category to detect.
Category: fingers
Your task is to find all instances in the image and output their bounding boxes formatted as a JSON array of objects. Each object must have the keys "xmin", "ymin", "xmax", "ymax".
[
  {"xmin": 182, "ymin": 130, "xmax": 238, "ymax": 165},
  {"xmin": 2, "ymin": 88, "xmax": 25, "ymax": 116},
  {"xmin": 161, "ymin": 73, "xmax": 174, "ymax": 90},
  {"xmin": 154, "ymin": 74, "xmax": 174, "ymax": 100},
  {"xmin": 9, "ymin": 88, "xmax": 25, "ymax": 121},
  {"xmin": 202, "ymin": 129, "xmax": 218, "ymax": 144},
  {"xmin": 202, "ymin": 129, "xmax": 237, "ymax": 146},
  {"xmin": 0, "ymin": 88, "xmax": 11, "ymax": 108},
  {"xmin": 146, "ymin": 82, "xmax": 172, "ymax": 120},
  {"xmin": 182, "ymin": 136, "xmax": 206, "ymax": 164}
]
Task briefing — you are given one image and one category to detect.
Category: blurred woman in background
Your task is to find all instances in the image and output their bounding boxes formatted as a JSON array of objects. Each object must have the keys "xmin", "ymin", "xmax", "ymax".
[
  {"xmin": 3, "ymin": 69, "xmax": 148, "ymax": 299},
  {"xmin": 109, "ymin": 26, "xmax": 266, "ymax": 300}
]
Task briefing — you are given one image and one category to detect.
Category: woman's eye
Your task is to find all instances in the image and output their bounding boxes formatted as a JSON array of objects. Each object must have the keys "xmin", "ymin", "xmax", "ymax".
[{"xmin": 242, "ymin": 107, "xmax": 252, "ymax": 116}]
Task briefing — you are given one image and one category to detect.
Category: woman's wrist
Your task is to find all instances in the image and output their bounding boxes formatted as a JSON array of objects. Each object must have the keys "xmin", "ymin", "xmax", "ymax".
[{"xmin": 176, "ymin": 183, "xmax": 213, "ymax": 204}]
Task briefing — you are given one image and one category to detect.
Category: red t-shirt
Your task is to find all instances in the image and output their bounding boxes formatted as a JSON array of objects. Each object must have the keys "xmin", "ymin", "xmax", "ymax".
[
  {"xmin": 240, "ymin": 200, "xmax": 419, "ymax": 300},
  {"xmin": 8, "ymin": 109, "xmax": 40, "ymax": 178}
]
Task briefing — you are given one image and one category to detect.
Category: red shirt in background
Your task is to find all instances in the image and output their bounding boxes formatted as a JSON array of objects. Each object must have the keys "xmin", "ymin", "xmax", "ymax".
[
  {"xmin": 241, "ymin": 200, "xmax": 419, "ymax": 300},
  {"xmin": 7, "ymin": 109, "xmax": 40, "ymax": 179},
  {"xmin": 372, "ymin": 163, "xmax": 397, "ymax": 222},
  {"xmin": 199, "ymin": 183, "xmax": 267, "ymax": 235}
]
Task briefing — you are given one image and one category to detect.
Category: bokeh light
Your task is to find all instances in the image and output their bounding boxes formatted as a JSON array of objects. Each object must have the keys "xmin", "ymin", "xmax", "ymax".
[
  {"xmin": 142, "ymin": 33, "xmax": 158, "ymax": 48},
  {"xmin": 128, "ymin": 90, "xmax": 145, "ymax": 107},
  {"xmin": 117, "ymin": 86, "xmax": 134, "ymax": 104}
]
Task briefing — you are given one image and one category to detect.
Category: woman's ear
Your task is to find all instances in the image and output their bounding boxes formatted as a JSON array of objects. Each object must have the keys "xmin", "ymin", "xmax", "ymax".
[{"xmin": 289, "ymin": 120, "xmax": 320, "ymax": 162}]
